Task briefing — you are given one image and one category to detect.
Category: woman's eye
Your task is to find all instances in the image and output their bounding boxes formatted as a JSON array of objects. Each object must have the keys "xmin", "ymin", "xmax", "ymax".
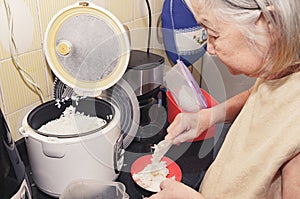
[
  {"xmin": 207, "ymin": 32, "xmax": 219, "ymax": 38},
  {"xmin": 207, "ymin": 33, "xmax": 219, "ymax": 40},
  {"xmin": 207, "ymin": 31, "xmax": 219, "ymax": 40},
  {"xmin": 209, "ymin": 34, "xmax": 219, "ymax": 39}
]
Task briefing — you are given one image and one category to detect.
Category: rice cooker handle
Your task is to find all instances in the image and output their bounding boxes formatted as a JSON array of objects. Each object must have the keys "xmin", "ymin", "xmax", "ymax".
[
  {"xmin": 41, "ymin": 138, "xmax": 66, "ymax": 158},
  {"xmin": 114, "ymin": 134, "xmax": 125, "ymax": 174},
  {"xmin": 19, "ymin": 127, "xmax": 29, "ymax": 138}
]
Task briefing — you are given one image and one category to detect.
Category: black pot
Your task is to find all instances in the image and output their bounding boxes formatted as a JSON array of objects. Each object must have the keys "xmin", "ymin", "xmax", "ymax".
[{"xmin": 27, "ymin": 97, "xmax": 115, "ymax": 138}]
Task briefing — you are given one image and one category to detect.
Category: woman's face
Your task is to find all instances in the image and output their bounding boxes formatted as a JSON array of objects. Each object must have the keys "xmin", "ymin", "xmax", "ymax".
[{"xmin": 191, "ymin": 1, "xmax": 269, "ymax": 77}]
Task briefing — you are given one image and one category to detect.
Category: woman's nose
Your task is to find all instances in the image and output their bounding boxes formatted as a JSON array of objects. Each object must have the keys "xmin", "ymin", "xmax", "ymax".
[{"xmin": 206, "ymin": 41, "xmax": 216, "ymax": 55}]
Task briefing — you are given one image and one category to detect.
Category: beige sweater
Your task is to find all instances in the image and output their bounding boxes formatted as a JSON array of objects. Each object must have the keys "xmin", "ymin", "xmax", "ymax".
[{"xmin": 200, "ymin": 72, "xmax": 300, "ymax": 199}]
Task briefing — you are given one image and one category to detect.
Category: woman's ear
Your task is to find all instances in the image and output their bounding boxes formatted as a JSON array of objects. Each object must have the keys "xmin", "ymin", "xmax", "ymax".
[
  {"xmin": 256, "ymin": 5, "xmax": 279, "ymax": 40},
  {"xmin": 256, "ymin": 6, "xmax": 277, "ymax": 34},
  {"xmin": 265, "ymin": 5, "xmax": 276, "ymax": 31}
]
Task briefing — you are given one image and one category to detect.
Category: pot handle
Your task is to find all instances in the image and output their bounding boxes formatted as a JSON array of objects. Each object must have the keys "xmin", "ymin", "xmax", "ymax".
[
  {"xmin": 19, "ymin": 127, "xmax": 29, "ymax": 138},
  {"xmin": 114, "ymin": 134, "xmax": 125, "ymax": 174},
  {"xmin": 41, "ymin": 137, "xmax": 66, "ymax": 158}
]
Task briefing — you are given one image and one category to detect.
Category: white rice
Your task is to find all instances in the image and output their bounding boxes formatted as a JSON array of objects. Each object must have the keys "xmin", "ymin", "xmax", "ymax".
[
  {"xmin": 54, "ymin": 96, "xmax": 86, "ymax": 109},
  {"xmin": 132, "ymin": 160, "xmax": 170, "ymax": 192},
  {"xmin": 132, "ymin": 144, "xmax": 175, "ymax": 192},
  {"xmin": 176, "ymin": 85, "xmax": 201, "ymax": 112},
  {"xmin": 38, "ymin": 105, "xmax": 107, "ymax": 135}
]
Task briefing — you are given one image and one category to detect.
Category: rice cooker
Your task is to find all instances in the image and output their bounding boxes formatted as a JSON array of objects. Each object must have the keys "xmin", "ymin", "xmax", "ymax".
[{"xmin": 19, "ymin": 1, "xmax": 139, "ymax": 197}]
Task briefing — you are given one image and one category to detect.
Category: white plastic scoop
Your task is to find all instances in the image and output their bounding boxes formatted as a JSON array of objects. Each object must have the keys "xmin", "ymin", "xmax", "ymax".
[{"xmin": 151, "ymin": 139, "xmax": 173, "ymax": 163}]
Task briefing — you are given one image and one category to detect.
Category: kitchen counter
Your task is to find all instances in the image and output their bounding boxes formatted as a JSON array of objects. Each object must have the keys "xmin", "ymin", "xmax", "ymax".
[{"xmin": 17, "ymin": 123, "xmax": 230, "ymax": 199}]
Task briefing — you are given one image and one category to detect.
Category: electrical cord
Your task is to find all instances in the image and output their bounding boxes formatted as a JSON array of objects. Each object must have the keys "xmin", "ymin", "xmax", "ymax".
[
  {"xmin": 3, "ymin": 0, "xmax": 45, "ymax": 103},
  {"xmin": 145, "ymin": 0, "xmax": 152, "ymax": 54},
  {"xmin": 170, "ymin": 0, "xmax": 180, "ymax": 61}
]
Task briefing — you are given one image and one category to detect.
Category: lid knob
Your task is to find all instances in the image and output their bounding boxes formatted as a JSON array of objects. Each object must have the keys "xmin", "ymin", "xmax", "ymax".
[{"xmin": 57, "ymin": 40, "xmax": 72, "ymax": 56}]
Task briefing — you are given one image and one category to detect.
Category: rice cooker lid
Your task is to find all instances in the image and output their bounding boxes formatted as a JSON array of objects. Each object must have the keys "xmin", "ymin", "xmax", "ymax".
[{"xmin": 44, "ymin": 1, "xmax": 130, "ymax": 96}]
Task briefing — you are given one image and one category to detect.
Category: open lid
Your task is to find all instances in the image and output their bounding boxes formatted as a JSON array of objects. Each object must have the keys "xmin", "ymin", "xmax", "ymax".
[{"xmin": 44, "ymin": 2, "xmax": 130, "ymax": 96}]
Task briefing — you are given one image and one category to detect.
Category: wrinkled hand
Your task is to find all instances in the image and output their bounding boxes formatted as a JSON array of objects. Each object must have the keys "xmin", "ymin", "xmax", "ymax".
[
  {"xmin": 166, "ymin": 108, "xmax": 212, "ymax": 144},
  {"xmin": 145, "ymin": 179, "xmax": 205, "ymax": 199}
]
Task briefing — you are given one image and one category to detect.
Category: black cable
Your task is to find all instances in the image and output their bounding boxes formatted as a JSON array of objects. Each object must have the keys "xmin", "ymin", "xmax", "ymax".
[{"xmin": 145, "ymin": 0, "xmax": 152, "ymax": 54}]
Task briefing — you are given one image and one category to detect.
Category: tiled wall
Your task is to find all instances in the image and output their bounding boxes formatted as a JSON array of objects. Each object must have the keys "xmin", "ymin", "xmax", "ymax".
[{"xmin": 0, "ymin": 0, "xmax": 170, "ymax": 141}]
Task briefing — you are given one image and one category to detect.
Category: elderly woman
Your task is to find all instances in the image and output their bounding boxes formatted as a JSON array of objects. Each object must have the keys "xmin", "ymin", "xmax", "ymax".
[{"xmin": 148, "ymin": 0, "xmax": 300, "ymax": 198}]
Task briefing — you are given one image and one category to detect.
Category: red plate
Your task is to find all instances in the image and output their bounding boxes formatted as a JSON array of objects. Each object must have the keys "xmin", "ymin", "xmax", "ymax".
[{"xmin": 131, "ymin": 155, "xmax": 182, "ymax": 192}]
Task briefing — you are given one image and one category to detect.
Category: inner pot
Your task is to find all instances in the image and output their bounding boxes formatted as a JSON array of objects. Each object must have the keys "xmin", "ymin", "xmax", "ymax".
[{"xmin": 27, "ymin": 97, "xmax": 115, "ymax": 138}]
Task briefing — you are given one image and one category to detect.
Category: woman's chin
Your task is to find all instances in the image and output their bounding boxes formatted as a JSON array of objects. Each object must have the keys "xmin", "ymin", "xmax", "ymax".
[{"xmin": 227, "ymin": 67, "xmax": 242, "ymax": 76}]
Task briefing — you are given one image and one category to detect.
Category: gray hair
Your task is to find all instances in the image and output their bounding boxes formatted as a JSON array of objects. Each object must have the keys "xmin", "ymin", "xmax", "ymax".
[{"xmin": 194, "ymin": 0, "xmax": 300, "ymax": 78}]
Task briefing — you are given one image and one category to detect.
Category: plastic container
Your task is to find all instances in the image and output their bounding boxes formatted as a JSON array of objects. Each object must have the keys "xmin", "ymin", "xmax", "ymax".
[
  {"xmin": 165, "ymin": 60, "xmax": 207, "ymax": 113},
  {"xmin": 166, "ymin": 89, "xmax": 218, "ymax": 142},
  {"xmin": 59, "ymin": 179, "xmax": 129, "ymax": 199}
]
